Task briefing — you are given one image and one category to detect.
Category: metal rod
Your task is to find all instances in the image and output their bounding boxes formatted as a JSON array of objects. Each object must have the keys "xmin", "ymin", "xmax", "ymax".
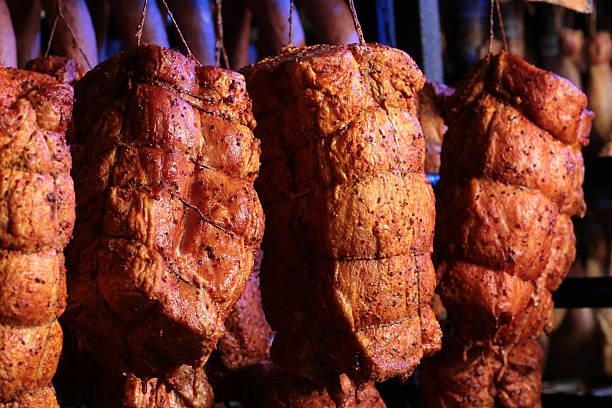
[
  {"xmin": 419, "ymin": 0, "xmax": 444, "ymax": 82},
  {"xmin": 376, "ymin": 0, "xmax": 396, "ymax": 47}
]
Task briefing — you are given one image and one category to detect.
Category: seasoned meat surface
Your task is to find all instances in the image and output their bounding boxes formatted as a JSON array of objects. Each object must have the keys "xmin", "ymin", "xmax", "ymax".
[
  {"xmin": 421, "ymin": 336, "xmax": 542, "ymax": 408},
  {"xmin": 123, "ymin": 366, "xmax": 214, "ymax": 408},
  {"xmin": 217, "ymin": 250, "xmax": 274, "ymax": 371},
  {"xmin": 421, "ymin": 52, "xmax": 591, "ymax": 407},
  {"xmin": 209, "ymin": 252, "xmax": 386, "ymax": 408},
  {"xmin": 65, "ymin": 44, "xmax": 264, "ymax": 399},
  {"xmin": 25, "ymin": 56, "xmax": 85, "ymax": 85},
  {"xmin": 242, "ymin": 43, "xmax": 439, "ymax": 384},
  {"xmin": 417, "ymin": 81, "xmax": 453, "ymax": 174},
  {"xmin": 0, "ymin": 66, "xmax": 75, "ymax": 406}
]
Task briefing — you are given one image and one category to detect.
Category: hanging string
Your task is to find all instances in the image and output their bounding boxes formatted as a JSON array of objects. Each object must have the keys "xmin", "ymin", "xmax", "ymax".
[
  {"xmin": 159, "ymin": 0, "xmax": 196, "ymax": 62},
  {"xmin": 495, "ymin": 0, "xmax": 508, "ymax": 51},
  {"xmin": 214, "ymin": 0, "xmax": 230, "ymax": 68},
  {"xmin": 57, "ymin": 0, "xmax": 92, "ymax": 69},
  {"xmin": 288, "ymin": 0, "xmax": 294, "ymax": 47},
  {"xmin": 488, "ymin": 0, "xmax": 495, "ymax": 54},
  {"xmin": 589, "ymin": 0, "xmax": 597, "ymax": 37},
  {"xmin": 44, "ymin": 15, "xmax": 59, "ymax": 58},
  {"xmin": 348, "ymin": 0, "xmax": 365, "ymax": 46},
  {"xmin": 136, "ymin": 0, "xmax": 148, "ymax": 47}
]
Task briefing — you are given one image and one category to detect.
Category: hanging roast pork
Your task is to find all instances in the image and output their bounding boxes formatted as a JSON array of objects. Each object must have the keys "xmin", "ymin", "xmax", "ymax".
[
  {"xmin": 64, "ymin": 44, "xmax": 264, "ymax": 406},
  {"xmin": 0, "ymin": 64, "xmax": 76, "ymax": 407},
  {"xmin": 421, "ymin": 51, "xmax": 592, "ymax": 407},
  {"xmin": 241, "ymin": 43, "xmax": 441, "ymax": 384}
]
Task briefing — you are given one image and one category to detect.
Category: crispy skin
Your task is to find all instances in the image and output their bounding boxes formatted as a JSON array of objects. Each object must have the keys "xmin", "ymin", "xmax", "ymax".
[
  {"xmin": 422, "ymin": 53, "xmax": 587, "ymax": 407},
  {"xmin": 446, "ymin": 51, "xmax": 593, "ymax": 146},
  {"xmin": 210, "ymin": 252, "xmax": 386, "ymax": 408},
  {"xmin": 260, "ymin": 254, "xmax": 438, "ymax": 382},
  {"xmin": 0, "ymin": 67, "xmax": 74, "ymax": 405},
  {"xmin": 0, "ymin": 321, "xmax": 62, "ymax": 400},
  {"xmin": 264, "ymin": 171, "xmax": 434, "ymax": 260},
  {"xmin": 496, "ymin": 340, "xmax": 543, "ymax": 408},
  {"xmin": 66, "ymin": 45, "xmax": 264, "ymax": 381},
  {"xmin": 243, "ymin": 43, "xmax": 438, "ymax": 382},
  {"xmin": 436, "ymin": 178, "xmax": 559, "ymax": 276}
]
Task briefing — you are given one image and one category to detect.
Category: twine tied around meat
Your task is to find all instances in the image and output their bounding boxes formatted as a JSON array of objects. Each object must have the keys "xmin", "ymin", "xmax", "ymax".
[
  {"xmin": 488, "ymin": 0, "xmax": 508, "ymax": 55},
  {"xmin": 46, "ymin": 0, "xmax": 92, "ymax": 69},
  {"xmin": 348, "ymin": 0, "xmax": 365, "ymax": 46},
  {"xmin": 214, "ymin": 0, "xmax": 230, "ymax": 68},
  {"xmin": 136, "ymin": 0, "xmax": 199, "ymax": 65}
]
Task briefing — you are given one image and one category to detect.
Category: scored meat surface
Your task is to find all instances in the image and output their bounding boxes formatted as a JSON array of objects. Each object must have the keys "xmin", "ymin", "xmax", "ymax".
[
  {"xmin": 0, "ymin": 66, "xmax": 75, "ymax": 406},
  {"xmin": 64, "ymin": 44, "xmax": 264, "ymax": 405},
  {"xmin": 241, "ymin": 43, "xmax": 440, "ymax": 384},
  {"xmin": 421, "ymin": 51, "xmax": 591, "ymax": 407}
]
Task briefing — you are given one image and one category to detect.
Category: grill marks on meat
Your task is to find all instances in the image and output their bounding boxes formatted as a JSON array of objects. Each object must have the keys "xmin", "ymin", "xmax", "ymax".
[
  {"xmin": 0, "ymin": 67, "xmax": 75, "ymax": 406},
  {"xmin": 242, "ymin": 43, "xmax": 440, "ymax": 383},
  {"xmin": 421, "ymin": 52, "xmax": 591, "ymax": 407},
  {"xmin": 65, "ymin": 44, "xmax": 264, "ymax": 394}
]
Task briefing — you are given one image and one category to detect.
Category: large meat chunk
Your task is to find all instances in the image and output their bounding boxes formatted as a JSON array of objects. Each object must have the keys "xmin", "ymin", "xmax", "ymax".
[
  {"xmin": 208, "ymin": 251, "xmax": 386, "ymax": 408},
  {"xmin": 421, "ymin": 52, "xmax": 591, "ymax": 407},
  {"xmin": 242, "ymin": 43, "xmax": 439, "ymax": 383},
  {"xmin": 0, "ymin": 67, "xmax": 75, "ymax": 406},
  {"xmin": 421, "ymin": 336, "xmax": 542, "ymax": 408},
  {"xmin": 65, "ymin": 44, "xmax": 264, "ymax": 402}
]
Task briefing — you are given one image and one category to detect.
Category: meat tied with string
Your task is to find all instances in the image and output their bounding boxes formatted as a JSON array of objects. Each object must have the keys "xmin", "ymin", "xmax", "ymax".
[
  {"xmin": 421, "ymin": 52, "xmax": 592, "ymax": 407},
  {"xmin": 208, "ymin": 251, "xmax": 386, "ymax": 408},
  {"xmin": 64, "ymin": 44, "xmax": 264, "ymax": 401},
  {"xmin": 241, "ymin": 43, "xmax": 441, "ymax": 384},
  {"xmin": 0, "ymin": 66, "xmax": 76, "ymax": 407}
]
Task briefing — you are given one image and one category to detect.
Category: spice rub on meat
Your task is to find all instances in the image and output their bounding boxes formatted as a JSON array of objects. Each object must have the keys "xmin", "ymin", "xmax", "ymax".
[
  {"xmin": 421, "ymin": 51, "xmax": 591, "ymax": 407},
  {"xmin": 64, "ymin": 45, "xmax": 264, "ymax": 407},
  {"xmin": 0, "ymin": 66, "xmax": 76, "ymax": 407},
  {"xmin": 242, "ymin": 43, "xmax": 440, "ymax": 384}
]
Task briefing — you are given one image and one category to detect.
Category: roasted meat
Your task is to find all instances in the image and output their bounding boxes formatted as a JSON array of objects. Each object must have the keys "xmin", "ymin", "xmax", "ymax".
[
  {"xmin": 25, "ymin": 56, "xmax": 85, "ymax": 85},
  {"xmin": 64, "ymin": 45, "xmax": 264, "ymax": 403},
  {"xmin": 123, "ymin": 365, "xmax": 214, "ymax": 408},
  {"xmin": 416, "ymin": 81, "xmax": 453, "ymax": 174},
  {"xmin": 421, "ymin": 336, "xmax": 542, "ymax": 408},
  {"xmin": 0, "ymin": 66, "xmax": 75, "ymax": 406},
  {"xmin": 209, "ymin": 251, "xmax": 386, "ymax": 408},
  {"xmin": 421, "ymin": 51, "xmax": 591, "ymax": 407},
  {"xmin": 216, "ymin": 250, "xmax": 274, "ymax": 371},
  {"xmin": 241, "ymin": 43, "xmax": 440, "ymax": 384}
]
